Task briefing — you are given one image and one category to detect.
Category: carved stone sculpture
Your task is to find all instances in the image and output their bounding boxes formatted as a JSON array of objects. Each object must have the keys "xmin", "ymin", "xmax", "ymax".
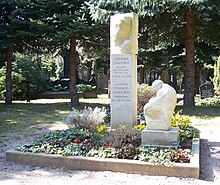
[
  {"xmin": 111, "ymin": 15, "xmax": 134, "ymax": 54},
  {"xmin": 143, "ymin": 80, "xmax": 177, "ymax": 130}
]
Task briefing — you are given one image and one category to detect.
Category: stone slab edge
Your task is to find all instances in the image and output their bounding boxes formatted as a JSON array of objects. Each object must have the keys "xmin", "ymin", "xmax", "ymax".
[{"xmin": 5, "ymin": 139, "xmax": 200, "ymax": 178}]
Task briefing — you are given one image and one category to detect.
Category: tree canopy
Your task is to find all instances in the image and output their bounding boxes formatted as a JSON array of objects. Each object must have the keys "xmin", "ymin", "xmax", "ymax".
[
  {"xmin": 0, "ymin": 0, "xmax": 219, "ymax": 106},
  {"xmin": 87, "ymin": 0, "xmax": 220, "ymax": 106}
]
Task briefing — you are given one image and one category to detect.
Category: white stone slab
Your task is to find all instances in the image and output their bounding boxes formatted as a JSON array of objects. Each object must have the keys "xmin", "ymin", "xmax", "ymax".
[{"xmin": 110, "ymin": 54, "xmax": 137, "ymax": 128}]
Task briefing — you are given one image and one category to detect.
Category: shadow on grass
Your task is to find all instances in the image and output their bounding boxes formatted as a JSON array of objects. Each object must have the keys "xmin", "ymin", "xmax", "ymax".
[
  {"xmin": 175, "ymin": 105, "xmax": 220, "ymax": 119},
  {"xmin": 0, "ymin": 100, "xmax": 110, "ymax": 139}
]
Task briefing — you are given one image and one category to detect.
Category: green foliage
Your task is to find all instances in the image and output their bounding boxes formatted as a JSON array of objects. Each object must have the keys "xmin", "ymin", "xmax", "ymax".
[
  {"xmin": 179, "ymin": 125, "xmax": 200, "ymax": 142},
  {"xmin": 76, "ymin": 84, "xmax": 92, "ymax": 93},
  {"xmin": 0, "ymin": 52, "xmax": 65, "ymax": 100},
  {"xmin": 16, "ymin": 127, "xmax": 193, "ymax": 164},
  {"xmin": 171, "ymin": 111, "xmax": 191, "ymax": 129},
  {"xmin": 172, "ymin": 111, "xmax": 200, "ymax": 142},
  {"xmin": 137, "ymin": 83, "xmax": 156, "ymax": 113},
  {"xmin": 139, "ymin": 147, "xmax": 192, "ymax": 164},
  {"xmin": 0, "ymin": 53, "xmax": 52, "ymax": 100},
  {"xmin": 0, "ymin": 67, "xmax": 6, "ymax": 99},
  {"xmin": 16, "ymin": 128, "xmax": 105, "ymax": 155}
]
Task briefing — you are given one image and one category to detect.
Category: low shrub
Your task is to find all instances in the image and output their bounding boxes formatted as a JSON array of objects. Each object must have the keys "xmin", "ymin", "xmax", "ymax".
[
  {"xmin": 76, "ymin": 84, "xmax": 93, "ymax": 93},
  {"xmin": 171, "ymin": 112, "xmax": 191, "ymax": 129},
  {"xmin": 137, "ymin": 84, "xmax": 156, "ymax": 113},
  {"xmin": 172, "ymin": 112, "xmax": 200, "ymax": 142},
  {"xmin": 195, "ymin": 97, "xmax": 220, "ymax": 106},
  {"xmin": 65, "ymin": 107, "xmax": 107, "ymax": 132}
]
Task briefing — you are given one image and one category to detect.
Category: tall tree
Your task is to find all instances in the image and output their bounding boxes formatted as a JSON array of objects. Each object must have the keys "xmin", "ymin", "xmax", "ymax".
[
  {"xmin": 26, "ymin": 0, "xmax": 108, "ymax": 106},
  {"xmin": 1, "ymin": 0, "xmax": 107, "ymax": 106},
  {"xmin": 0, "ymin": 1, "xmax": 21, "ymax": 104},
  {"xmin": 184, "ymin": 10, "xmax": 195, "ymax": 106},
  {"xmin": 0, "ymin": 0, "xmax": 45, "ymax": 104}
]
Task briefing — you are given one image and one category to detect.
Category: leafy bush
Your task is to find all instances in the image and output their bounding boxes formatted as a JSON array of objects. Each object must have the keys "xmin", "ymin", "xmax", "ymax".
[
  {"xmin": 137, "ymin": 84, "xmax": 156, "ymax": 113},
  {"xmin": 172, "ymin": 112, "xmax": 200, "ymax": 142},
  {"xmin": 76, "ymin": 84, "xmax": 93, "ymax": 93},
  {"xmin": 0, "ymin": 53, "xmax": 51, "ymax": 100},
  {"xmin": 171, "ymin": 112, "xmax": 191, "ymax": 129},
  {"xmin": 65, "ymin": 107, "xmax": 107, "ymax": 132},
  {"xmin": 103, "ymin": 124, "xmax": 145, "ymax": 148},
  {"xmin": 179, "ymin": 125, "xmax": 200, "ymax": 142},
  {"xmin": 0, "ymin": 67, "xmax": 6, "ymax": 100}
]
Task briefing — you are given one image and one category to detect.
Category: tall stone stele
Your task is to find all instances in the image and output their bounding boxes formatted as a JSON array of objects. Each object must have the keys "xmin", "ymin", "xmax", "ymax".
[{"xmin": 110, "ymin": 13, "xmax": 138, "ymax": 129}]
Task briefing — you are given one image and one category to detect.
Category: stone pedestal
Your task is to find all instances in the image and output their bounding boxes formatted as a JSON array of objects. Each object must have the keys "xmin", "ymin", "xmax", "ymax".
[
  {"xmin": 146, "ymin": 119, "xmax": 171, "ymax": 131},
  {"xmin": 141, "ymin": 127, "xmax": 179, "ymax": 148}
]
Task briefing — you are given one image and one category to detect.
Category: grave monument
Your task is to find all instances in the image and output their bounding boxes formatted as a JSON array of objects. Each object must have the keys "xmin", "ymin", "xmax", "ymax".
[
  {"xmin": 110, "ymin": 13, "xmax": 138, "ymax": 129},
  {"xmin": 141, "ymin": 80, "xmax": 179, "ymax": 147},
  {"xmin": 199, "ymin": 81, "xmax": 214, "ymax": 99}
]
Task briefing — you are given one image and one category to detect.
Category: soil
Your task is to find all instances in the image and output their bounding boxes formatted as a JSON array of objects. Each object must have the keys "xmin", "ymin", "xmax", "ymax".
[{"xmin": 1, "ymin": 118, "xmax": 220, "ymax": 185}]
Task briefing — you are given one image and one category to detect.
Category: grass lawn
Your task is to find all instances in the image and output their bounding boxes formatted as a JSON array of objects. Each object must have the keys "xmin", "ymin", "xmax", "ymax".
[{"xmin": 0, "ymin": 94, "xmax": 219, "ymax": 143}]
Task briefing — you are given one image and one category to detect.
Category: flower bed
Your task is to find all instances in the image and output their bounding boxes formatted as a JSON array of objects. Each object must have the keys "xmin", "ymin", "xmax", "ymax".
[
  {"xmin": 15, "ymin": 128, "xmax": 193, "ymax": 165},
  {"xmin": 7, "ymin": 107, "xmax": 200, "ymax": 178}
]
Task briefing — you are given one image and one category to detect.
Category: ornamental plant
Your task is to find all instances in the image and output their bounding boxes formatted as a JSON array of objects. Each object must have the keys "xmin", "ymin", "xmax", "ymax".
[
  {"xmin": 171, "ymin": 111, "xmax": 191, "ymax": 129},
  {"xmin": 137, "ymin": 83, "xmax": 156, "ymax": 113},
  {"xmin": 195, "ymin": 97, "xmax": 220, "ymax": 106},
  {"xmin": 65, "ymin": 107, "xmax": 107, "ymax": 132},
  {"xmin": 172, "ymin": 112, "xmax": 200, "ymax": 143}
]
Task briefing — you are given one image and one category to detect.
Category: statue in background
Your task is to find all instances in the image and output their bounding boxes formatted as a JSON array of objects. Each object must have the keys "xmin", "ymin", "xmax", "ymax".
[{"xmin": 143, "ymin": 80, "xmax": 177, "ymax": 130}]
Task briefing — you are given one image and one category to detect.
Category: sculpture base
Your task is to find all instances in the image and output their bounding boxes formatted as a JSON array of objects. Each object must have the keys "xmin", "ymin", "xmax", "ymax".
[
  {"xmin": 141, "ymin": 127, "xmax": 179, "ymax": 148},
  {"xmin": 146, "ymin": 119, "xmax": 171, "ymax": 130}
]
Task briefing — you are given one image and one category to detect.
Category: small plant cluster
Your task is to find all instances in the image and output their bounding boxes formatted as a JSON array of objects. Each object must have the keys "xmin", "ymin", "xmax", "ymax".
[
  {"xmin": 88, "ymin": 145, "xmax": 192, "ymax": 165},
  {"xmin": 137, "ymin": 84, "xmax": 156, "ymax": 113},
  {"xmin": 171, "ymin": 112, "xmax": 200, "ymax": 143},
  {"xmin": 102, "ymin": 124, "xmax": 145, "ymax": 148},
  {"xmin": 76, "ymin": 84, "xmax": 93, "ymax": 93},
  {"xmin": 195, "ymin": 97, "xmax": 220, "ymax": 106},
  {"xmin": 65, "ymin": 107, "xmax": 107, "ymax": 132}
]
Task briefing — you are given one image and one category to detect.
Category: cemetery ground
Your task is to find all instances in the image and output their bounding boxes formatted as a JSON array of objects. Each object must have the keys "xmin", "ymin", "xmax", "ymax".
[{"xmin": 0, "ymin": 94, "xmax": 220, "ymax": 185}]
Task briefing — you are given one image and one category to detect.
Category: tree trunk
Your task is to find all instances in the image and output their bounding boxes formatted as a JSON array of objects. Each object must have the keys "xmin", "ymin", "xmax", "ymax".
[
  {"xmin": 69, "ymin": 38, "xmax": 79, "ymax": 107},
  {"xmin": 183, "ymin": 10, "xmax": 195, "ymax": 107},
  {"xmin": 161, "ymin": 68, "xmax": 171, "ymax": 84},
  {"xmin": 5, "ymin": 47, "xmax": 13, "ymax": 104},
  {"xmin": 139, "ymin": 65, "xmax": 144, "ymax": 84},
  {"xmin": 195, "ymin": 64, "xmax": 200, "ymax": 94}
]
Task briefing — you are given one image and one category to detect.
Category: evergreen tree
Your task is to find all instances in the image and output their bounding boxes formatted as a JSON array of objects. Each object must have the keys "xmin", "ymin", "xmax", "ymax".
[{"xmin": 87, "ymin": 0, "xmax": 220, "ymax": 107}]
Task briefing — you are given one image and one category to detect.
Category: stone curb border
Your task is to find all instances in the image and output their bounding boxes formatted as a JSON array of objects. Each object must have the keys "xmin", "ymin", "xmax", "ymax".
[{"xmin": 5, "ymin": 139, "xmax": 199, "ymax": 178}]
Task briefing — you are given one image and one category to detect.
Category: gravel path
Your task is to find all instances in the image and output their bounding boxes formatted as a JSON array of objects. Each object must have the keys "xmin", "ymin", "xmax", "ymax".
[{"xmin": 0, "ymin": 118, "xmax": 220, "ymax": 185}]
